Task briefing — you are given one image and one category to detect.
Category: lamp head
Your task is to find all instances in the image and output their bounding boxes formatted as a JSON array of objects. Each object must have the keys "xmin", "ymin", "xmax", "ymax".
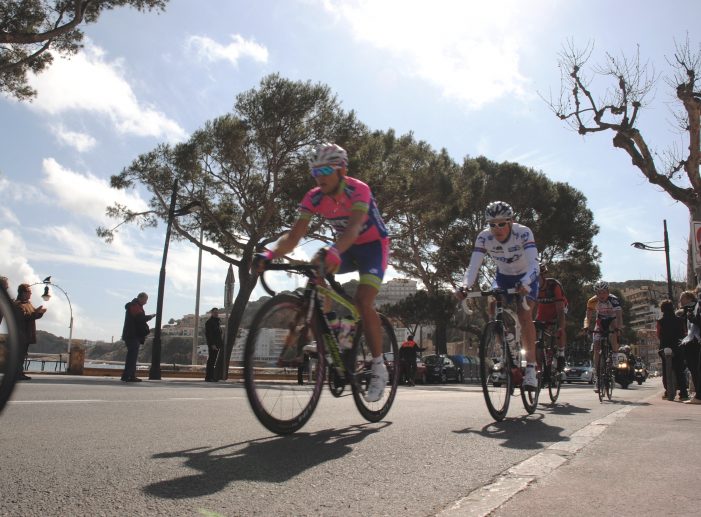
[
  {"xmin": 631, "ymin": 242, "xmax": 646, "ymax": 250},
  {"xmin": 41, "ymin": 285, "xmax": 51, "ymax": 301}
]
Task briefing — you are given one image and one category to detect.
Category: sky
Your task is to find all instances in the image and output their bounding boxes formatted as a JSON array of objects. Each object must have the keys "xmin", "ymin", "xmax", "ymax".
[{"xmin": 1, "ymin": 0, "xmax": 699, "ymax": 343}]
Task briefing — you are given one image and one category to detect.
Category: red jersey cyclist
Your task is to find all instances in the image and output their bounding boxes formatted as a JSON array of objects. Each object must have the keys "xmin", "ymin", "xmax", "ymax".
[
  {"xmin": 583, "ymin": 281, "xmax": 623, "ymax": 392},
  {"xmin": 456, "ymin": 201, "xmax": 540, "ymax": 390},
  {"xmin": 254, "ymin": 143, "xmax": 390, "ymax": 402},
  {"xmin": 535, "ymin": 263, "xmax": 568, "ymax": 372}
]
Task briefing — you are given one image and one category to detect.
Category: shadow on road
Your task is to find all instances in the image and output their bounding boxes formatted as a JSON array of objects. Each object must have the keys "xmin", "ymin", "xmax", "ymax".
[
  {"xmin": 453, "ymin": 413, "xmax": 569, "ymax": 451},
  {"xmin": 143, "ymin": 422, "xmax": 389, "ymax": 499},
  {"xmin": 539, "ymin": 402, "xmax": 591, "ymax": 416}
]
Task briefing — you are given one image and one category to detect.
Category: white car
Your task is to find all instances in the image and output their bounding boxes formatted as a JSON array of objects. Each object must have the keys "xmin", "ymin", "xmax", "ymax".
[{"xmin": 564, "ymin": 360, "xmax": 594, "ymax": 384}]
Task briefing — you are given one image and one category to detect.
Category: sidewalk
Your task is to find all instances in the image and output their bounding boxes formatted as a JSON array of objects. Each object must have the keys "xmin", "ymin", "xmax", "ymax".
[{"xmin": 492, "ymin": 384, "xmax": 701, "ymax": 517}]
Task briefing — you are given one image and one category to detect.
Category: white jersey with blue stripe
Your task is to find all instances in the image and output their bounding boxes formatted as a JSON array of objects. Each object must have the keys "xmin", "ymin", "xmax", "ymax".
[{"xmin": 463, "ymin": 222, "xmax": 539, "ymax": 289}]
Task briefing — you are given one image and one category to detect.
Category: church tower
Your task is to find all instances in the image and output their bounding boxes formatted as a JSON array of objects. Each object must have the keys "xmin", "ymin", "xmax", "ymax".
[{"xmin": 224, "ymin": 264, "xmax": 235, "ymax": 311}]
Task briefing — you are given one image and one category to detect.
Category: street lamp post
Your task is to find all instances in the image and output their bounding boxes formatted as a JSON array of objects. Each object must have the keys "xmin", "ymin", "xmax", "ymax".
[
  {"xmin": 631, "ymin": 219, "xmax": 674, "ymax": 300},
  {"xmin": 33, "ymin": 276, "xmax": 74, "ymax": 372}
]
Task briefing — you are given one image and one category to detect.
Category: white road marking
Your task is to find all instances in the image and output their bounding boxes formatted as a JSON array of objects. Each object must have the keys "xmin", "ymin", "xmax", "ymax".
[{"xmin": 437, "ymin": 399, "xmax": 643, "ymax": 517}]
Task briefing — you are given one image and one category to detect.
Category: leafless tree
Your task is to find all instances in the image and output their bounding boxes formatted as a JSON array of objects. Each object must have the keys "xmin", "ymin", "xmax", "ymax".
[{"xmin": 548, "ymin": 37, "xmax": 701, "ymax": 281}]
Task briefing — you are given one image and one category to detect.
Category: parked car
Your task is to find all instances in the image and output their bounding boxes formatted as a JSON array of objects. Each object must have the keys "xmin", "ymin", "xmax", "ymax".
[
  {"xmin": 448, "ymin": 354, "xmax": 467, "ymax": 383},
  {"xmin": 423, "ymin": 354, "xmax": 463, "ymax": 383},
  {"xmin": 564, "ymin": 360, "xmax": 595, "ymax": 384}
]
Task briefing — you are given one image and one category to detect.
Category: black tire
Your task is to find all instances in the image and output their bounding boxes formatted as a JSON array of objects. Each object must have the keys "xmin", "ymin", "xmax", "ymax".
[
  {"xmin": 637, "ymin": 380, "xmax": 643, "ymax": 385},
  {"xmin": 548, "ymin": 364, "xmax": 562, "ymax": 404},
  {"xmin": 440, "ymin": 372, "xmax": 448, "ymax": 383},
  {"xmin": 244, "ymin": 294, "xmax": 324, "ymax": 435},
  {"xmin": 480, "ymin": 321, "xmax": 511, "ymax": 421},
  {"xmin": 350, "ymin": 314, "xmax": 399, "ymax": 422},
  {"xmin": 0, "ymin": 287, "xmax": 21, "ymax": 414},
  {"xmin": 604, "ymin": 352, "xmax": 614, "ymax": 401},
  {"xmin": 597, "ymin": 352, "xmax": 606, "ymax": 403}
]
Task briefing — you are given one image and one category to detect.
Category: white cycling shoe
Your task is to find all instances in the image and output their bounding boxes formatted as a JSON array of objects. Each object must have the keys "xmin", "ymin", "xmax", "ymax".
[{"xmin": 365, "ymin": 361, "xmax": 388, "ymax": 402}]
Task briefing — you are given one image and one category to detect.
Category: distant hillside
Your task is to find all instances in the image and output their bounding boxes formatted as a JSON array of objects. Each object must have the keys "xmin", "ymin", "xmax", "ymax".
[{"xmin": 609, "ymin": 279, "xmax": 686, "ymax": 292}]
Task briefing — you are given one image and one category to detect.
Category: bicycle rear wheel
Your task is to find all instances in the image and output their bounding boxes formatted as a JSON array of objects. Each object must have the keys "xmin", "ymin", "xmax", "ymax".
[
  {"xmin": 547, "ymin": 356, "xmax": 561, "ymax": 404},
  {"xmin": 480, "ymin": 321, "xmax": 512, "ymax": 421},
  {"xmin": 350, "ymin": 314, "xmax": 399, "ymax": 422},
  {"xmin": 243, "ymin": 294, "xmax": 325, "ymax": 435},
  {"xmin": 0, "ymin": 287, "xmax": 21, "ymax": 413}
]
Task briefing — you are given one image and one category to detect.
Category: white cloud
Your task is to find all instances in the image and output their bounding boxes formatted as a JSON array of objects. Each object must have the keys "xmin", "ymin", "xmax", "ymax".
[
  {"xmin": 321, "ymin": 0, "xmax": 542, "ymax": 109},
  {"xmin": 187, "ymin": 34, "xmax": 269, "ymax": 67},
  {"xmin": 50, "ymin": 124, "xmax": 97, "ymax": 152},
  {"xmin": 25, "ymin": 42, "xmax": 187, "ymax": 142},
  {"xmin": 41, "ymin": 158, "xmax": 149, "ymax": 223}
]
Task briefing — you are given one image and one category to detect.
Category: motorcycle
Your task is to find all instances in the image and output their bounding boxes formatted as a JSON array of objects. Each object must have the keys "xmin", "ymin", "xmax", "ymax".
[
  {"xmin": 613, "ymin": 352, "xmax": 635, "ymax": 389},
  {"xmin": 634, "ymin": 362, "xmax": 649, "ymax": 385}
]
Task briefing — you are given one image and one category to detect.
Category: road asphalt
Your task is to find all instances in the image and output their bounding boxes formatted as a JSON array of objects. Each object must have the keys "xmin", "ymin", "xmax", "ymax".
[{"xmin": 440, "ymin": 383, "xmax": 701, "ymax": 517}]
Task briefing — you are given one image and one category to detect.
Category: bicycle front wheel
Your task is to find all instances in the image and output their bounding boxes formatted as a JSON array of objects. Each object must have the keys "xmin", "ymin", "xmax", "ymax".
[
  {"xmin": 0, "ymin": 288, "xmax": 21, "ymax": 413},
  {"xmin": 480, "ymin": 321, "xmax": 512, "ymax": 421},
  {"xmin": 597, "ymin": 352, "xmax": 606, "ymax": 403},
  {"xmin": 243, "ymin": 294, "xmax": 325, "ymax": 435},
  {"xmin": 520, "ymin": 369, "xmax": 541, "ymax": 414},
  {"xmin": 605, "ymin": 353, "xmax": 614, "ymax": 401},
  {"xmin": 350, "ymin": 314, "xmax": 399, "ymax": 422}
]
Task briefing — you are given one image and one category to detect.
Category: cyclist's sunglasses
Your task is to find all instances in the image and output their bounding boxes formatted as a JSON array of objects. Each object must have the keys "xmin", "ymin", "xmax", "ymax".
[
  {"xmin": 489, "ymin": 220, "xmax": 511, "ymax": 228},
  {"xmin": 311, "ymin": 165, "xmax": 338, "ymax": 178}
]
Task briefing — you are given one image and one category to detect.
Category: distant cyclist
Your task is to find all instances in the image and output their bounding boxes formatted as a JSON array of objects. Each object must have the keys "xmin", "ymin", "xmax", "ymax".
[
  {"xmin": 456, "ymin": 201, "xmax": 540, "ymax": 390},
  {"xmin": 583, "ymin": 281, "xmax": 623, "ymax": 392},
  {"xmin": 535, "ymin": 263, "xmax": 568, "ymax": 371},
  {"xmin": 253, "ymin": 143, "xmax": 390, "ymax": 402}
]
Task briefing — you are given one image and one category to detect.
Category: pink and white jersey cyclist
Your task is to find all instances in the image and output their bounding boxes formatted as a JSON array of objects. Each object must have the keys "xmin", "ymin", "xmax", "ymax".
[
  {"xmin": 298, "ymin": 175, "xmax": 389, "ymax": 288},
  {"xmin": 258, "ymin": 143, "xmax": 389, "ymax": 403}
]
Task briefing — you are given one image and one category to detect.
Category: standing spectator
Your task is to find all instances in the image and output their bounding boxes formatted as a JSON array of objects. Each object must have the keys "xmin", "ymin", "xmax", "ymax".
[
  {"xmin": 120, "ymin": 292, "xmax": 154, "ymax": 383},
  {"xmin": 15, "ymin": 283, "xmax": 47, "ymax": 381},
  {"xmin": 400, "ymin": 334, "xmax": 419, "ymax": 386},
  {"xmin": 680, "ymin": 290, "xmax": 701, "ymax": 404},
  {"xmin": 657, "ymin": 299, "xmax": 688, "ymax": 400},
  {"xmin": 204, "ymin": 308, "xmax": 223, "ymax": 382}
]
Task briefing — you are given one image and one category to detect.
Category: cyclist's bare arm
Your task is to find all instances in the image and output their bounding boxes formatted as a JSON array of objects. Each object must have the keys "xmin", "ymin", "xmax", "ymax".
[
  {"xmin": 333, "ymin": 210, "xmax": 364, "ymax": 253},
  {"xmin": 272, "ymin": 217, "xmax": 310, "ymax": 257}
]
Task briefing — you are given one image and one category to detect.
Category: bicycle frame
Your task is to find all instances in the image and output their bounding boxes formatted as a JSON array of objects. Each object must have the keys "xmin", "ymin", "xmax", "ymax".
[{"xmin": 258, "ymin": 262, "xmax": 359, "ymax": 379}]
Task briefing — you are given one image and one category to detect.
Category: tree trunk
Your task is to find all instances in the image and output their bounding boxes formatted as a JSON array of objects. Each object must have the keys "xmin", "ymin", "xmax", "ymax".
[
  {"xmin": 434, "ymin": 321, "xmax": 448, "ymax": 355},
  {"xmin": 686, "ymin": 203, "xmax": 701, "ymax": 288},
  {"xmin": 215, "ymin": 268, "xmax": 256, "ymax": 380}
]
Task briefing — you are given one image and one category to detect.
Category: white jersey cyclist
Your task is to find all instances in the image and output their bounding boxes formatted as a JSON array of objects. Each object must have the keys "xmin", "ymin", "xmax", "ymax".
[{"xmin": 463, "ymin": 221, "xmax": 539, "ymax": 297}]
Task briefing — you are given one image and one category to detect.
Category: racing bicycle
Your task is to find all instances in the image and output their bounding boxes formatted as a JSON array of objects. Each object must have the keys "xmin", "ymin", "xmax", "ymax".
[
  {"xmin": 592, "ymin": 316, "xmax": 617, "ymax": 402},
  {"xmin": 243, "ymin": 259, "xmax": 399, "ymax": 435},
  {"xmin": 0, "ymin": 285, "xmax": 21, "ymax": 414},
  {"xmin": 461, "ymin": 287, "xmax": 540, "ymax": 421}
]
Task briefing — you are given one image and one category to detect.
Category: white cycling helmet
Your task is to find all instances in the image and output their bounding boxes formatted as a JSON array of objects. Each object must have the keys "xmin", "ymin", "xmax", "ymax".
[
  {"xmin": 309, "ymin": 142, "xmax": 348, "ymax": 168},
  {"xmin": 594, "ymin": 280, "xmax": 609, "ymax": 292},
  {"xmin": 485, "ymin": 201, "xmax": 514, "ymax": 222}
]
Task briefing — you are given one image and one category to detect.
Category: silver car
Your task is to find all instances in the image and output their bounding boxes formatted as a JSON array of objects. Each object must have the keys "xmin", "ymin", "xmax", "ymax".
[{"xmin": 564, "ymin": 360, "xmax": 594, "ymax": 384}]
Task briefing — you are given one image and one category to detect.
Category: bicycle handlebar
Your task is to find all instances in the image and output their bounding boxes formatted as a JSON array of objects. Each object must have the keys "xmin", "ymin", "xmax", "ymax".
[
  {"xmin": 461, "ymin": 287, "xmax": 529, "ymax": 311},
  {"xmin": 256, "ymin": 261, "xmax": 350, "ymax": 301}
]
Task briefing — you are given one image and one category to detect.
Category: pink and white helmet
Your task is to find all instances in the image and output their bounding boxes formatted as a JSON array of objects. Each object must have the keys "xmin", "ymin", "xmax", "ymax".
[{"xmin": 309, "ymin": 142, "xmax": 348, "ymax": 168}]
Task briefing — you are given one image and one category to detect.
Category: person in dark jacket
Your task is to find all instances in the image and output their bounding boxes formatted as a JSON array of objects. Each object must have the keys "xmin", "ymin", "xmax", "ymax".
[
  {"xmin": 16, "ymin": 283, "xmax": 47, "ymax": 381},
  {"xmin": 399, "ymin": 334, "xmax": 420, "ymax": 386},
  {"xmin": 204, "ymin": 308, "xmax": 223, "ymax": 382},
  {"xmin": 680, "ymin": 290, "xmax": 701, "ymax": 404},
  {"xmin": 657, "ymin": 298, "xmax": 688, "ymax": 400},
  {"xmin": 121, "ymin": 292, "xmax": 154, "ymax": 383}
]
